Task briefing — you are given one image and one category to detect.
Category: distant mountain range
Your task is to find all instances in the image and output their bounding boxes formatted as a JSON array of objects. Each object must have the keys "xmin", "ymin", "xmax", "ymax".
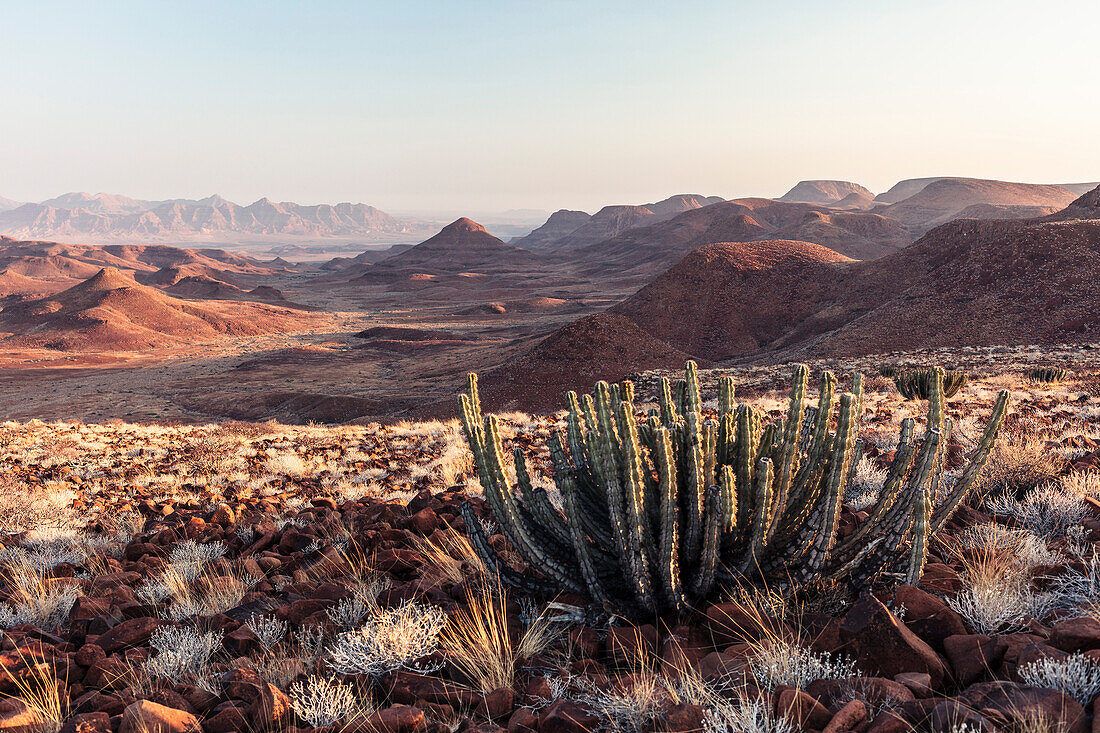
[{"xmin": 0, "ymin": 192, "xmax": 432, "ymax": 242}]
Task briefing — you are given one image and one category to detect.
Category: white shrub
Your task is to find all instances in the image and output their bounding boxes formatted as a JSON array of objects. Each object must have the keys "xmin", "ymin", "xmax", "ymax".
[
  {"xmin": 326, "ymin": 595, "xmax": 369, "ymax": 630},
  {"xmin": 1063, "ymin": 470, "xmax": 1100, "ymax": 499},
  {"xmin": 168, "ymin": 540, "xmax": 227, "ymax": 580},
  {"xmin": 579, "ymin": 674, "xmax": 668, "ymax": 733},
  {"xmin": 289, "ymin": 675, "xmax": 362, "ymax": 727},
  {"xmin": 986, "ymin": 486, "xmax": 1087, "ymax": 538},
  {"xmin": 748, "ymin": 639, "xmax": 857, "ymax": 691},
  {"xmin": 326, "ymin": 602, "xmax": 446, "ymax": 677},
  {"xmin": 295, "ymin": 624, "xmax": 327, "ymax": 666},
  {"xmin": 704, "ymin": 696, "xmax": 796, "ymax": 733},
  {"xmin": 0, "ymin": 582, "xmax": 81, "ymax": 630},
  {"xmin": 1045, "ymin": 555, "xmax": 1100, "ymax": 615},
  {"xmin": 1019, "ymin": 652, "xmax": 1100, "ymax": 705},
  {"xmin": 955, "ymin": 523, "xmax": 1060, "ymax": 567},
  {"xmin": 947, "ymin": 570, "xmax": 1054, "ymax": 634},
  {"xmin": 146, "ymin": 626, "xmax": 223, "ymax": 679},
  {"xmin": 845, "ymin": 455, "xmax": 887, "ymax": 510},
  {"xmin": 246, "ymin": 614, "xmax": 288, "ymax": 650}
]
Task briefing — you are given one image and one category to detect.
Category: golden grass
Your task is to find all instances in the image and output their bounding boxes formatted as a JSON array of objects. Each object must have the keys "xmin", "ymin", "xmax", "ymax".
[
  {"xmin": 437, "ymin": 581, "xmax": 555, "ymax": 694},
  {"xmin": 1, "ymin": 651, "xmax": 68, "ymax": 733},
  {"xmin": 409, "ymin": 525, "xmax": 487, "ymax": 585}
]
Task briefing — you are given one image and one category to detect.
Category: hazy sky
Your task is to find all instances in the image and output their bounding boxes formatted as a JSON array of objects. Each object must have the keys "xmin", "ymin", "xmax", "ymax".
[{"xmin": 2, "ymin": 1, "xmax": 1097, "ymax": 214}]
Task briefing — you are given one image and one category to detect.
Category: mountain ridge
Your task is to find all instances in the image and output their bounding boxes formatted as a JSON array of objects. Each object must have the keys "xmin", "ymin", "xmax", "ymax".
[{"xmin": 0, "ymin": 192, "xmax": 427, "ymax": 242}]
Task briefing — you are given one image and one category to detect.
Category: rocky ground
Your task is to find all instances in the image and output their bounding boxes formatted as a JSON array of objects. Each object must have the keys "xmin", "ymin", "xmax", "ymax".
[{"xmin": 4, "ymin": 364, "xmax": 1100, "ymax": 733}]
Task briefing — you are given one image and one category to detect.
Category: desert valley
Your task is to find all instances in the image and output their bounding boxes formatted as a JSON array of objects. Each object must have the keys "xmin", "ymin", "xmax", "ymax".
[
  {"xmin": 3, "ymin": 175, "xmax": 1100, "ymax": 733},
  {"xmin": 1, "ymin": 176, "xmax": 1098, "ymax": 424}
]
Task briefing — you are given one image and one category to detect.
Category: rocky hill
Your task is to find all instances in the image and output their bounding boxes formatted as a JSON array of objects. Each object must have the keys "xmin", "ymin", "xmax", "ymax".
[
  {"xmin": 370, "ymin": 218, "xmax": 537, "ymax": 274},
  {"xmin": 0, "ymin": 237, "xmax": 287, "ymax": 297},
  {"xmin": 511, "ymin": 194, "xmax": 723, "ymax": 252},
  {"xmin": 567, "ymin": 198, "xmax": 909, "ymax": 279},
  {"xmin": 496, "ymin": 195, "xmax": 1100, "ymax": 399},
  {"xmin": 0, "ymin": 267, "xmax": 322, "ymax": 350},
  {"xmin": 612, "ymin": 240, "xmax": 854, "ymax": 360},
  {"xmin": 778, "ymin": 180, "xmax": 874, "ymax": 205},
  {"xmin": 874, "ymin": 178, "xmax": 1081, "ymax": 232}
]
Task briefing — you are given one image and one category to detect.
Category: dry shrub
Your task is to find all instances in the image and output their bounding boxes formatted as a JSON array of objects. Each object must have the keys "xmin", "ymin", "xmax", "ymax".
[
  {"xmin": 974, "ymin": 431, "xmax": 1066, "ymax": 499},
  {"xmin": 0, "ymin": 556, "xmax": 82, "ymax": 631},
  {"xmin": 0, "ymin": 476, "xmax": 78, "ymax": 536}
]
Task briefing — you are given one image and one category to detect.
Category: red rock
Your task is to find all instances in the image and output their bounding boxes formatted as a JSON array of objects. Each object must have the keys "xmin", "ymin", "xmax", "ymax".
[
  {"xmin": 822, "ymin": 699, "xmax": 867, "ymax": 733},
  {"xmin": 1050, "ymin": 617, "xmax": 1100, "ymax": 652},
  {"xmin": 864, "ymin": 711, "xmax": 909, "ymax": 733},
  {"xmin": 919, "ymin": 563, "xmax": 965, "ymax": 594},
  {"xmin": 407, "ymin": 508, "xmax": 440, "ymax": 536},
  {"xmin": 1016, "ymin": 641, "xmax": 1070, "ymax": 677},
  {"xmin": 538, "ymin": 701, "xmax": 599, "ymax": 733},
  {"xmin": 506, "ymin": 708, "xmax": 538, "ymax": 733},
  {"xmin": 95, "ymin": 618, "xmax": 165, "ymax": 654},
  {"xmin": 477, "ymin": 689, "xmax": 514, "ymax": 722},
  {"xmin": 776, "ymin": 688, "xmax": 831, "ymax": 729},
  {"xmin": 247, "ymin": 683, "xmax": 291, "ymax": 731},
  {"xmin": 69, "ymin": 597, "xmax": 114, "ymax": 623},
  {"xmin": 806, "ymin": 677, "xmax": 914, "ymax": 710},
  {"xmin": 652, "ymin": 704, "xmax": 705, "ymax": 733},
  {"xmin": 463, "ymin": 726, "xmax": 505, "ymax": 733},
  {"xmin": 277, "ymin": 528, "xmax": 315, "ymax": 554},
  {"xmin": 148, "ymin": 689, "xmax": 197, "ymax": 716},
  {"xmin": 374, "ymin": 549, "xmax": 423, "ymax": 574},
  {"xmin": 74, "ymin": 644, "xmax": 106, "ymax": 668},
  {"xmin": 349, "ymin": 705, "xmax": 426, "ymax": 733},
  {"xmin": 567, "ymin": 627, "xmax": 602, "ymax": 659},
  {"xmin": 59, "ymin": 712, "xmax": 112, "ymax": 733},
  {"xmin": 606, "ymin": 625, "xmax": 658, "ymax": 667},
  {"xmin": 927, "ymin": 700, "xmax": 993, "ymax": 732},
  {"xmin": 0, "ymin": 701, "xmax": 42, "ymax": 733},
  {"xmin": 274, "ymin": 599, "xmax": 334, "ymax": 626},
  {"xmin": 386, "ymin": 672, "xmax": 482, "ymax": 710},
  {"xmin": 220, "ymin": 667, "xmax": 265, "ymax": 703},
  {"xmin": 119, "ymin": 701, "xmax": 200, "ymax": 733},
  {"xmin": 201, "ymin": 708, "xmax": 248, "ymax": 733},
  {"xmin": 211, "ymin": 505, "xmax": 235, "ymax": 525},
  {"xmin": 958, "ymin": 681, "xmax": 1087, "ymax": 733},
  {"xmin": 521, "ymin": 678, "xmax": 554, "ymax": 709},
  {"xmin": 942, "ymin": 634, "xmax": 1005, "ymax": 688},
  {"xmin": 703, "ymin": 602, "xmax": 775, "ymax": 646},
  {"xmin": 660, "ymin": 626, "xmax": 712, "ymax": 677},
  {"xmin": 839, "ymin": 595, "xmax": 949, "ymax": 688},
  {"xmin": 893, "ymin": 672, "xmax": 932, "ymax": 698},
  {"xmin": 84, "ymin": 657, "xmax": 131, "ymax": 690},
  {"xmin": 997, "ymin": 633, "xmax": 1048, "ymax": 679},
  {"xmin": 224, "ymin": 626, "xmax": 261, "ymax": 657},
  {"xmin": 697, "ymin": 651, "xmax": 744, "ymax": 680},
  {"xmin": 893, "ymin": 585, "xmax": 967, "ymax": 651}
]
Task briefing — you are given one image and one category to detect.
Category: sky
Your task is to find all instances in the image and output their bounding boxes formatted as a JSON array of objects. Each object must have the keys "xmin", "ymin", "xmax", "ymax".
[{"xmin": 1, "ymin": 0, "xmax": 1097, "ymax": 214}]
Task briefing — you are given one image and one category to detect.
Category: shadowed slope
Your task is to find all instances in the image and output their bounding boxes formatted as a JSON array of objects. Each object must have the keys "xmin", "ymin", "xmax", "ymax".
[
  {"xmin": 475, "ymin": 313, "xmax": 692, "ymax": 411},
  {"xmin": 612, "ymin": 240, "xmax": 854, "ymax": 361}
]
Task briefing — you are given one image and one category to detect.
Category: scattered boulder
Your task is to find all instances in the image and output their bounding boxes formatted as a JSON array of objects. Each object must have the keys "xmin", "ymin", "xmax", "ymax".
[
  {"xmin": 119, "ymin": 701, "xmax": 200, "ymax": 733},
  {"xmin": 839, "ymin": 594, "xmax": 950, "ymax": 688}
]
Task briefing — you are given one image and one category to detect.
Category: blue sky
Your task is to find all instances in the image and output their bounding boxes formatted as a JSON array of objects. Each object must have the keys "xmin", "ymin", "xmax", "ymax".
[{"xmin": 1, "ymin": 1, "xmax": 1097, "ymax": 213}]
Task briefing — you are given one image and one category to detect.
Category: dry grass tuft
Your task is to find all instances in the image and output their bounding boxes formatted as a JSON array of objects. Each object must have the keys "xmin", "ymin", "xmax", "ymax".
[
  {"xmin": 437, "ymin": 582, "xmax": 556, "ymax": 695},
  {"xmin": 1, "ymin": 650, "xmax": 68, "ymax": 733},
  {"xmin": 410, "ymin": 526, "xmax": 487, "ymax": 585}
]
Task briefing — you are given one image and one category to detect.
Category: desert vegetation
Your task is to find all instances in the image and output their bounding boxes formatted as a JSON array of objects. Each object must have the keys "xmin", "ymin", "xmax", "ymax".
[{"xmin": 1, "ymin": 359, "xmax": 1100, "ymax": 733}]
